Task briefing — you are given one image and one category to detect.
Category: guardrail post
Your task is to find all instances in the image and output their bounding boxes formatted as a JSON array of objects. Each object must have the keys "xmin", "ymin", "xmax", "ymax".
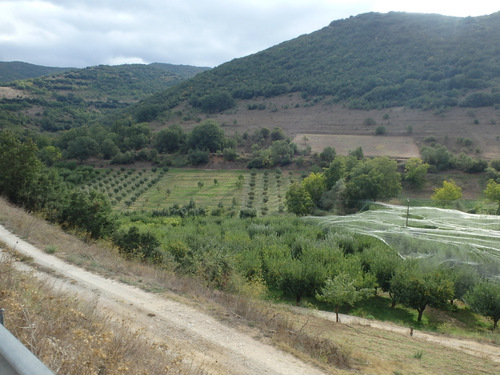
[{"xmin": 0, "ymin": 308, "xmax": 4, "ymax": 326}]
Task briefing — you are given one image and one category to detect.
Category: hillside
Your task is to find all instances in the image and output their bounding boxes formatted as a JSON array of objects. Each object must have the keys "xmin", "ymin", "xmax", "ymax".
[
  {"xmin": 0, "ymin": 63, "xmax": 209, "ymax": 132},
  {"xmin": 2, "ymin": 12, "xmax": 500, "ymax": 167},
  {"xmin": 121, "ymin": 11, "xmax": 500, "ymax": 126},
  {"xmin": 0, "ymin": 61, "xmax": 73, "ymax": 83}
]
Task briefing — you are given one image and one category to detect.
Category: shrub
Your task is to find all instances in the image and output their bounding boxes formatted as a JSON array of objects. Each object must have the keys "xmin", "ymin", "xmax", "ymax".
[
  {"xmin": 188, "ymin": 149, "xmax": 209, "ymax": 165},
  {"xmin": 239, "ymin": 208, "xmax": 257, "ymax": 218}
]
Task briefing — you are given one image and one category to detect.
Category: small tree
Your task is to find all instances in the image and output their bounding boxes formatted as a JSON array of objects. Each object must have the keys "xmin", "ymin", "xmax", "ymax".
[
  {"xmin": 390, "ymin": 261, "xmax": 454, "ymax": 322},
  {"xmin": 324, "ymin": 156, "xmax": 347, "ymax": 189},
  {"xmin": 301, "ymin": 172, "xmax": 327, "ymax": 206},
  {"xmin": 431, "ymin": 179, "xmax": 462, "ymax": 205},
  {"xmin": 404, "ymin": 157, "xmax": 429, "ymax": 188},
  {"xmin": 319, "ymin": 146, "xmax": 336, "ymax": 165},
  {"xmin": 278, "ymin": 256, "xmax": 327, "ymax": 305},
  {"xmin": 285, "ymin": 183, "xmax": 314, "ymax": 216},
  {"xmin": 449, "ymin": 264, "xmax": 480, "ymax": 303},
  {"xmin": 188, "ymin": 120, "xmax": 225, "ymax": 152},
  {"xmin": 317, "ymin": 272, "xmax": 373, "ymax": 322},
  {"xmin": 465, "ymin": 281, "xmax": 500, "ymax": 329},
  {"xmin": 113, "ymin": 226, "xmax": 161, "ymax": 262},
  {"xmin": 484, "ymin": 179, "xmax": 500, "ymax": 214}
]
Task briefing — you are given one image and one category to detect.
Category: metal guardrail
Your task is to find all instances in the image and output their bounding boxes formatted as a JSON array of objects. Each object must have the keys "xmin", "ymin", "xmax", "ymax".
[{"xmin": 0, "ymin": 309, "xmax": 54, "ymax": 375}]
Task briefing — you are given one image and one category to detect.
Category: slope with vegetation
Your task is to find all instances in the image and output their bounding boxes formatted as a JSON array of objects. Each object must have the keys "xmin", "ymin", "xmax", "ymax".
[
  {"xmin": 0, "ymin": 61, "xmax": 73, "ymax": 83},
  {"xmin": 0, "ymin": 62, "xmax": 209, "ymax": 132},
  {"xmin": 119, "ymin": 11, "xmax": 500, "ymax": 126}
]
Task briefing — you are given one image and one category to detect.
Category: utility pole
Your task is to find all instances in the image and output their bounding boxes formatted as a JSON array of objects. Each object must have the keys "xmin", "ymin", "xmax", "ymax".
[{"xmin": 406, "ymin": 198, "xmax": 410, "ymax": 227}]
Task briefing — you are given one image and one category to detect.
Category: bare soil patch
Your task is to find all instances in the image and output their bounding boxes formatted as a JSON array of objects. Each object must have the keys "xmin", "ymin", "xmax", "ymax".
[
  {"xmin": 293, "ymin": 134, "xmax": 420, "ymax": 158},
  {"xmin": 171, "ymin": 94, "xmax": 500, "ymax": 160},
  {"xmin": 0, "ymin": 86, "xmax": 28, "ymax": 99}
]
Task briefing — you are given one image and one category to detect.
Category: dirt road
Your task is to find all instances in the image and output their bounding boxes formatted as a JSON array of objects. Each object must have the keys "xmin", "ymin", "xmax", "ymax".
[
  {"xmin": 0, "ymin": 224, "xmax": 327, "ymax": 375},
  {"xmin": 292, "ymin": 307, "xmax": 500, "ymax": 364},
  {"xmin": 2, "ymin": 222, "xmax": 500, "ymax": 373}
]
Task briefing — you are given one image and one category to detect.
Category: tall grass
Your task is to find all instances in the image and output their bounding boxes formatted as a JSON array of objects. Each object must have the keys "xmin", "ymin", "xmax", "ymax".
[{"xmin": 0, "ymin": 253, "xmax": 190, "ymax": 374}]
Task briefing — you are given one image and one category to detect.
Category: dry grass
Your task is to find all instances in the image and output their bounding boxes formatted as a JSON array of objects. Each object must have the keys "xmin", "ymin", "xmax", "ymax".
[
  {"xmin": 293, "ymin": 134, "xmax": 420, "ymax": 158},
  {"xmin": 1, "ymin": 197, "xmax": 499, "ymax": 374},
  {"xmin": 0, "ymin": 253, "xmax": 189, "ymax": 374},
  {"xmin": 183, "ymin": 95, "xmax": 500, "ymax": 160}
]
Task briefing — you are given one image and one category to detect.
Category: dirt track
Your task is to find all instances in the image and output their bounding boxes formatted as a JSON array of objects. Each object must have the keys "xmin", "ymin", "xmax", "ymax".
[
  {"xmin": 0, "ymin": 224, "xmax": 327, "ymax": 375},
  {"xmin": 291, "ymin": 307, "xmax": 500, "ymax": 364},
  {"xmin": 1, "ymin": 223, "xmax": 500, "ymax": 373}
]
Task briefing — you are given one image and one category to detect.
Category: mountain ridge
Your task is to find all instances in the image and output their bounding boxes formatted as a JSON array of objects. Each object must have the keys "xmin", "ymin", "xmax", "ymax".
[
  {"xmin": 124, "ymin": 10, "xmax": 500, "ymax": 125},
  {"xmin": 0, "ymin": 61, "xmax": 74, "ymax": 83}
]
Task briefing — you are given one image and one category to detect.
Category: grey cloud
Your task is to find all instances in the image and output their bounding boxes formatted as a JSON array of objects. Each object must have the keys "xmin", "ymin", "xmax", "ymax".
[{"xmin": 7, "ymin": 0, "xmax": 467, "ymax": 68}]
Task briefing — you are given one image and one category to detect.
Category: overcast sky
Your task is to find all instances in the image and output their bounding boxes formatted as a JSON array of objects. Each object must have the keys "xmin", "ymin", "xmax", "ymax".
[{"xmin": 0, "ymin": 0, "xmax": 498, "ymax": 68}]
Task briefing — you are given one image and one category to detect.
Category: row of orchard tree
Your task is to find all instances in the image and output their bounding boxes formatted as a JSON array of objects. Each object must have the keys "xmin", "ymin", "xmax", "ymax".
[{"xmin": 116, "ymin": 211, "xmax": 500, "ymax": 329}]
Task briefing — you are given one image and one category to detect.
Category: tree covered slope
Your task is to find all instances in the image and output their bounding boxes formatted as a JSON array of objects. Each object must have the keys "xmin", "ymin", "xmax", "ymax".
[
  {"xmin": 128, "ymin": 11, "xmax": 500, "ymax": 123},
  {"xmin": 0, "ymin": 63, "xmax": 209, "ymax": 131},
  {"xmin": 0, "ymin": 61, "xmax": 73, "ymax": 83}
]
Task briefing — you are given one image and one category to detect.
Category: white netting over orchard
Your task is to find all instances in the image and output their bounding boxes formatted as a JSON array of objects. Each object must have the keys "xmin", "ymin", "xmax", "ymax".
[{"xmin": 314, "ymin": 203, "xmax": 500, "ymax": 278}]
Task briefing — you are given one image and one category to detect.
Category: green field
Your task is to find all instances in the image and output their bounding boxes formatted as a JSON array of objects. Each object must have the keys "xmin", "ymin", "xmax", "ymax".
[{"xmin": 85, "ymin": 168, "xmax": 304, "ymax": 214}]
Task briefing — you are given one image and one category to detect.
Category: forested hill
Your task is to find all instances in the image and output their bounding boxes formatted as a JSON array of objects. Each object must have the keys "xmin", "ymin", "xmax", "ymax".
[
  {"xmin": 0, "ymin": 63, "xmax": 210, "ymax": 132},
  {"xmin": 0, "ymin": 61, "xmax": 73, "ymax": 83},
  {"xmin": 125, "ymin": 11, "xmax": 500, "ymax": 123}
]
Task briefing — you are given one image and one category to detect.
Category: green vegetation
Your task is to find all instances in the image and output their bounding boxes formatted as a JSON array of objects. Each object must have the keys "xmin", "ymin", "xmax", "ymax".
[
  {"xmin": 390, "ymin": 260, "xmax": 454, "ymax": 322},
  {"xmin": 484, "ymin": 179, "xmax": 500, "ymax": 214},
  {"xmin": 120, "ymin": 11, "xmax": 500, "ymax": 125},
  {"xmin": 285, "ymin": 154, "xmax": 401, "ymax": 215},
  {"xmin": 0, "ymin": 63, "xmax": 208, "ymax": 133},
  {"xmin": 431, "ymin": 179, "xmax": 463, "ymax": 204},
  {"xmin": 3, "ymin": 11, "xmax": 500, "ymax": 373},
  {"xmin": 466, "ymin": 282, "xmax": 500, "ymax": 329},
  {"xmin": 2, "ymin": 130, "xmax": 500, "ymax": 375},
  {"xmin": 0, "ymin": 61, "xmax": 72, "ymax": 83},
  {"xmin": 0, "ymin": 131, "xmax": 116, "ymax": 238}
]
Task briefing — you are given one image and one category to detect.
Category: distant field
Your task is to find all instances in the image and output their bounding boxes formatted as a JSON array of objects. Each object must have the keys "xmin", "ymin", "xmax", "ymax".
[
  {"xmin": 293, "ymin": 134, "xmax": 420, "ymax": 158},
  {"xmin": 86, "ymin": 168, "xmax": 303, "ymax": 214}
]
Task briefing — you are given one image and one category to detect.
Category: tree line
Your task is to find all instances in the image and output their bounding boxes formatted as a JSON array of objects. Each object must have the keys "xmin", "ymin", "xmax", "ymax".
[{"xmin": 0, "ymin": 131, "xmax": 116, "ymax": 239}]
